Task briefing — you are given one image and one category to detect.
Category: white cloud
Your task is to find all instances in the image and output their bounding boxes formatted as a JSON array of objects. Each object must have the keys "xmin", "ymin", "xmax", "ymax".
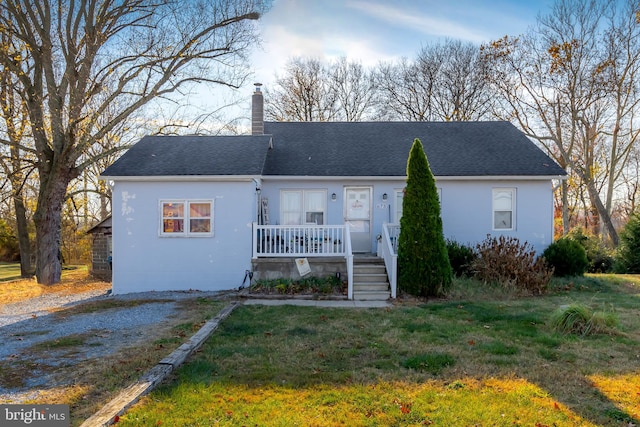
[{"xmin": 345, "ymin": 0, "xmax": 490, "ymax": 43}]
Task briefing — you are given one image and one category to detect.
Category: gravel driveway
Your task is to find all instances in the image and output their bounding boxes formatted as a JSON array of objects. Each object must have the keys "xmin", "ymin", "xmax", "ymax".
[{"xmin": 0, "ymin": 288, "xmax": 232, "ymax": 404}]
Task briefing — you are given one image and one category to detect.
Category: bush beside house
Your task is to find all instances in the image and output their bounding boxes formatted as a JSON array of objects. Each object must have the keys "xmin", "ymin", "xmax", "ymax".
[
  {"xmin": 472, "ymin": 235, "xmax": 553, "ymax": 295},
  {"xmin": 543, "ymin": 238, "xmax": 589, "ymax": 277}
]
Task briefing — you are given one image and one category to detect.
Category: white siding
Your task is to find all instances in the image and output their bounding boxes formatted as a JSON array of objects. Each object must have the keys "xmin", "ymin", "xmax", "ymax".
[
  {"xmin": 440, "ymin": 180, "xmax": 554, "ymax": 254},
  {"xmin": 111, "ymin": 177, "xmax": 555, "ymax": 293},
  {"xmin": 261, "ymin": 178, "xmax": 555, "ymax": 254},
  {"xmin": 111, "ymin": 180, "xmax": 256, "ymax": 294}
]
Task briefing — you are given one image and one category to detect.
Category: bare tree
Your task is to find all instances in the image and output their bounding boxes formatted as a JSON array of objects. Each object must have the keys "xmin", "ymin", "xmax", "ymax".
[
  {"xmin": 429, "ymin": 40, "xmax": 494, "ymax": 121},
  {"xmin": 375, "ymin": 57, "xmax": 438, "ymax": 121},
  {"xmin": 0, "ymin": 63, "xmax": 35, "ymax": 277},
  {"xmin": 376, "ymin": 39, "xmax": 495, "ymax": 121},
  {"xmin": 598, "ymin": 0, "xmax": 640, "ymax": 221},
  {"xmin": 482, "ymin": 0, "xmax": 640, "ymax": 246},
  {"xmin": 265, "ymin": 56, "xmax": 377, "ymax": 122},
  {"xmin": 265, "ymin": 57, "xmax": 338, "ymax": 121},
  {"xmin": 329, "ymin": 57, "xmax": 377, "ymax": 121},
  {"xmin": 0, "ymin": 0, "xmax": 264, "ymax": 284}
]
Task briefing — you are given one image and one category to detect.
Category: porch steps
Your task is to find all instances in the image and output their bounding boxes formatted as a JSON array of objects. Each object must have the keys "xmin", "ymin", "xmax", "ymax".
[{"xmin": 352, "ymin": 256, "xmax": 390, "ymax": 301}]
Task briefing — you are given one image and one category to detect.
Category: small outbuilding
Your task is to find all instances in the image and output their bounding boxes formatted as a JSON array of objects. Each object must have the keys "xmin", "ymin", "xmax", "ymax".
[{"xmin": 87, "ymin": 216, "xmax": 112, "ymax": 281}]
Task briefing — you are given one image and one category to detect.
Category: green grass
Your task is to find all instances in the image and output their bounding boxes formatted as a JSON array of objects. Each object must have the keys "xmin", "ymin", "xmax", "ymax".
[
  {"xmin": 0, "ymin": 263, "xmax": 83, "ymax": 282},
  {"xmin": 117, "ymin": 274, "xmax": 640, "ymax": 426},
  {"xmin": 0, "ymin": 262, "xmax": 24, "ymax": 281},
  {"xmin": 32, "ymin": 334, "xmax": 90, "ymax": 350}
]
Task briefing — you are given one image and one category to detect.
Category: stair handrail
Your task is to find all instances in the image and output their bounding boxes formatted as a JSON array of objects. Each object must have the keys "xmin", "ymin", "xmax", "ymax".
[
  {"xmin": 381, "ymin": 222, "xmax": 398, "ymax": 298},
  {"xmin": 344, "ymin": 223, "xmax": 353, "ymax": 300}
]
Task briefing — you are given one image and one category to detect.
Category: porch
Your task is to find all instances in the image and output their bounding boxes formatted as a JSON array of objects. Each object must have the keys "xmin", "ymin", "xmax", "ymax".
[{"xmin": 252, "ymin": 223, "xmax": 400, "ymax": 300}]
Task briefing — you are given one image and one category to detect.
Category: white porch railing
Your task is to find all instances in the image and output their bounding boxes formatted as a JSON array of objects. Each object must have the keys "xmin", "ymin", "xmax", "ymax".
[
  {"xmin": 252, "ymin": 223, "xmax": 355, "ymax": 299},
  {"xmin": 381, "ymin": 223, "xmax": 399, "ymax": 298},
  {"xmin": 252, "ymin": 224, "xmax": 348, "ymax": 257}
]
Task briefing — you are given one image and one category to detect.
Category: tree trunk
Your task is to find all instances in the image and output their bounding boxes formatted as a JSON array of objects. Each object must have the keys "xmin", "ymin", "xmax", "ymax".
[
  {"xmin": 13, "ymin": 194, "xmax": 32, "ymax": 277},
  {"xmin": 33, "ymin": 166, "xmax": 74, "ymax": 285},
  {"xmin": 561, "ymin": 180, "xmax": 570, "ymax": 235},
  {"xmin": 586, "ymin": 180, "xmax": 619, "ymax": 246}
]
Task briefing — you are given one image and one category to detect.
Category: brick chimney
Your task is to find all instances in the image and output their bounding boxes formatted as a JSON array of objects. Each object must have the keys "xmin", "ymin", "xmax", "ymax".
[{"xmin": 251, "ymin": 83, "xmax": 264, "ymax": 136}]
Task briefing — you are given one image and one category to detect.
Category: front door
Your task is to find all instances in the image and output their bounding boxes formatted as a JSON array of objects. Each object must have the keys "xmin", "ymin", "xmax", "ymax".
[{"xmin": 344, "ymin": 187, "xmax": 372, "ymax": 253}]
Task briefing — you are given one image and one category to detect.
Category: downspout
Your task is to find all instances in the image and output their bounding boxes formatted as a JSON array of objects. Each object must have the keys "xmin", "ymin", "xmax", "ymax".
[{"xmin": 253, "ymin": 178, "xmax": 261, "ymax": 224}]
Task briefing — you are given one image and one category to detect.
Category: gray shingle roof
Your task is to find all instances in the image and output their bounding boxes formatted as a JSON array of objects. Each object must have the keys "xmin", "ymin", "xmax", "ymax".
[
  {"xmin": 262, "ymin": 121, "xmax": 566, "ymax": 177},
  {"xmin": 101, "ymin": 122, "xmax": 566, "ymax": 178},
  {"xmin": 101, "ymin": 135, "xmax": 271, "ymax": 177}
]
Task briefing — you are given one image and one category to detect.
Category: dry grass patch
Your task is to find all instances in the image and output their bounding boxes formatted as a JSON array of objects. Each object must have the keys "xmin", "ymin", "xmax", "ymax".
[
  {"xmin": 121, "ymin": 379, "xmax": 603, "ymax": 426},
  {"xmin": 589, "ymin": 373, "xmax": 640, "ymax": 422},
  {"xmin": 0, "ymin": 273, "xmax": 228, "ymax": 427},
  {"xmin": 0, "ymin": 266, "xmax": 111, "ymax": 306},
  {"xmin": 49, "ymin": 298, "xmax": 172, "ymax": 316}
]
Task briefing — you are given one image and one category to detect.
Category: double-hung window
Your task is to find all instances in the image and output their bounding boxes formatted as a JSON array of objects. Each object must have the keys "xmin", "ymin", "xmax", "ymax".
[
  {"xmin": 281, "ymin": 190, "xmax": 326, "ymax": 225},
  {"xmin": 493, "ymin": 188, "xmax": 515, "ymax": 230},
  {"xmin": 161, "ymin": 200, "xmax": 213, "ymax": 236}
]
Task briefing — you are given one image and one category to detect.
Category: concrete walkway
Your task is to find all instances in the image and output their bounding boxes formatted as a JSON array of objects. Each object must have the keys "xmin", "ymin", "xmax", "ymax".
[{"xmin": 244, "ymin": 298, "xmax": 392, "ymax": 308}]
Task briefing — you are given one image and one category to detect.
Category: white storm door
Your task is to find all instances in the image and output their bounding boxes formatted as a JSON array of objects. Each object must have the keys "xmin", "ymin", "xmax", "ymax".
[{"xmin": 344, "ymin": 187, "xmax": 372, "ymax": 253}]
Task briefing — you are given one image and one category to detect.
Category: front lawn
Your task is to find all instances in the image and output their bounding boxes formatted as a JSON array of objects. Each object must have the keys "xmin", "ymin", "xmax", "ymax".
[{"xmin": 117, "ymin": 275, "xmax": 640, "ymax": 426}]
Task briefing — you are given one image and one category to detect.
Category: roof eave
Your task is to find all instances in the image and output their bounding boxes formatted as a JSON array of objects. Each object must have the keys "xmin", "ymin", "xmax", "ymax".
[
  {"xmin": 99, "ymin": 175, "xmax": 262, "ymax": 182},
  {"xmin": 261, "ymin": 174, "xmax": 567, "ymax": 181},
  {"xmin": 100, "ymin": 174, "xmax": 567, "ymax": 182}
]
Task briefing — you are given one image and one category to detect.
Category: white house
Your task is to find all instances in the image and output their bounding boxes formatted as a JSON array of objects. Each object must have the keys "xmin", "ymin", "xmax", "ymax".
[{"xmin": 100, "ymin": 87, "xmax": 566, "ymax": 299}]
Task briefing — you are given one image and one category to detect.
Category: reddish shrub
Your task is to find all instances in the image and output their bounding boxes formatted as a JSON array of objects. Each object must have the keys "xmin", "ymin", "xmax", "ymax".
[{"xmin": 472, "ymin": 235, "xmax": 553, "ymax": 295}]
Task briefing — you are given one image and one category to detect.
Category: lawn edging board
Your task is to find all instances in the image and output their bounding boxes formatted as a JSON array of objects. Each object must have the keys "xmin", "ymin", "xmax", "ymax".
[{"xmin": 80, "ymin": 301, "xmax": 242, "ymax": 427}]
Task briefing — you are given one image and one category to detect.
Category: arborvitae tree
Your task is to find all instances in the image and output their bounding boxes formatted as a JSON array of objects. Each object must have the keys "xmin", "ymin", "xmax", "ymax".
[
  {"xmin": 398, "ymin": 138, "xmax": 453, "ymax": 297},
  {"xmin": 615, "ymin": 211, "xmax": 640, "ymax": 273}
]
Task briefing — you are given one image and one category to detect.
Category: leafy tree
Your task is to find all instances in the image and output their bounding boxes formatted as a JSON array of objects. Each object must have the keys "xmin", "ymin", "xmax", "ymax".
[
  {"xmin": 0, "ymin": 218, "xmax": 19, "ymax": 261},
  {"xmin": 615, "ymin": 211, "xmax": 640, "ymax": 273},
  {"xmin": 566, "ymin": 227, "xmax": 614, "ymax": 273},
  {"xmin": 398, "ymin": 139, "xmax": 452, "ymax": 297},
  {"xmin": 0, "ymin": 0, "xmax": 264, "ymax": 284}
]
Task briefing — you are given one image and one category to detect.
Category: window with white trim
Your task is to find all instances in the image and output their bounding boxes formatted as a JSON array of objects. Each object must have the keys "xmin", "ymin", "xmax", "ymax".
[
  {"xmin": 493, "ymin": 188, "xmax": 515, "ymax": 230},
  {"xmin": 280, "ymin": 190, "xmax": 326, "ymax": 225},
  {"xmin": 160, "ymin": 200, "xmax": 213, "ymax": 236}
]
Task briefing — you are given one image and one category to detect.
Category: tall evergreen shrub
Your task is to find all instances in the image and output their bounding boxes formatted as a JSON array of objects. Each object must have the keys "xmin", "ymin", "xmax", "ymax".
[
  {"xmin": 615, "ymin": 211, "xmax": 640, "ymax": 273},
  {"xmin": 398, "ymin": 138, "xmax": 452, "ymax": 297}
]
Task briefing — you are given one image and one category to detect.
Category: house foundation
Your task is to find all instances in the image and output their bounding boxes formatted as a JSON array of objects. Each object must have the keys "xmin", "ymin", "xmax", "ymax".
[{"xmin": 251, "ymin": 257, "xmax": 346, "ymax": 282}]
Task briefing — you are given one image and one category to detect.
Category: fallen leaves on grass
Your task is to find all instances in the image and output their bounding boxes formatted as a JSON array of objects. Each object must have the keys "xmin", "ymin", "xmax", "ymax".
[{"xmin": 0, "ymin": 268, "xmax": 111, "ymax": 306}]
